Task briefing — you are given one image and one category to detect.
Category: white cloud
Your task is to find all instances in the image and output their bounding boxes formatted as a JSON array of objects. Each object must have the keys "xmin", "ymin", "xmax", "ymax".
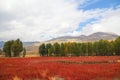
[
  {"xmin": 79, "ymin": 8, "xmax": 120, "ymax": 35},
  {"xmin": 0, "ymin": 0, "xmax": 120, "ymax": 41}
]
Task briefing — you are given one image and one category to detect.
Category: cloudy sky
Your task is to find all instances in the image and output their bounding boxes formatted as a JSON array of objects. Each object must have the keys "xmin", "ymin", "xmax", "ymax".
[{"xmin": 0, "ymin": 0, "xmax": 120, "ymax": 41}]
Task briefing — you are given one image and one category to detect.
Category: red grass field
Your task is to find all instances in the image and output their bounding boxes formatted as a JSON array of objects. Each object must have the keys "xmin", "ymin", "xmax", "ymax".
[{"xmin": 0, "ymin": 56, "xmax": 120, "ymax": 80}]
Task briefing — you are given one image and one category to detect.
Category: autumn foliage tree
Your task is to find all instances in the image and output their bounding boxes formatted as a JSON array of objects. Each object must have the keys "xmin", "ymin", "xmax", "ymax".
[
  {"xmin": 114, "ymin": 37, "xmax": 120, "ymax": 55},
  {"xmin": 11, "ymin": 39, "xmax": 23, "ymax": 57},
  {"xmin": 39, "ymin": 43, "xmax": 46, "ymax": 56},
  {"xmin": 23, "ymin": 48, "xmax": 26, "ymax": 57},
  {"xmin": 48, "ymin": 45, "xmax": 55, "ymax": 56},
  {"xmin": 46, "ymin": 43, "xmax": 52, "ymax": 56},
  {"xmin": 0, "ymin": 48, "xmax": 2, "ymax": 55},
  {"xmin": 60, "ymin": 43, "xmax": 65, "ymax": 56},
  {"xmin": 3, "ymin": 39, "xmax": 23, "ymax": 57},
  {"xmin": 53, "ymin": 43, "xmax": 61, "ymax": 56},
  {"xmin": 3, "ymin": 40, "xmax": 13, "ymax": 57},
  {"xmin": 39, "ymin": 37, "xmax": 120, "ymax": 56},
  {"xmin": 97, "ymin": 40, "xmax": 112, "ymax": 56}
]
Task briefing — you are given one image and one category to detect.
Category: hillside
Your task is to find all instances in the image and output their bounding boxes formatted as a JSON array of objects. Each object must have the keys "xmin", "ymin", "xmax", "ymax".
[{"xmin": 46, "ymin": 32, "xmax": 119, "ymax": 43}]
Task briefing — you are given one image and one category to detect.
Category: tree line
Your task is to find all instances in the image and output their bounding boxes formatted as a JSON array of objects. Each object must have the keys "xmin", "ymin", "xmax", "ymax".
[
  {"xmin": 1, "ymin": 39, "xmax": 26, "ymax": 57},
  {"xmin": 39, "ymin": 37, "xmax": 120, "ymax": 56}
]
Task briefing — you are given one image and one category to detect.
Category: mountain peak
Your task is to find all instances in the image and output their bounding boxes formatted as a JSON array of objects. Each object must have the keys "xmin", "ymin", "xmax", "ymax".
[{"xmin": 89, "ymin": 32, "xmax": 117, "ymax": 36}]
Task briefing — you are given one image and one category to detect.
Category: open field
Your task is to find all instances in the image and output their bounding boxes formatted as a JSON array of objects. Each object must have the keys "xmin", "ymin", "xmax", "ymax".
[{"xmin": 0, "ymin": 56, "xmax": 120, "ymax": 80}]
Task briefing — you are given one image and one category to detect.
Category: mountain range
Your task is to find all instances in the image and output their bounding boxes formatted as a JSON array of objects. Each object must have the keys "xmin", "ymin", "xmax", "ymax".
[
  {"xmin": 46, "ymin": 32, "xmax": 119, "ymax": 43},
  {"xmin": 0, "ymin": 32, "xmax": 119, "ymax": 49}
]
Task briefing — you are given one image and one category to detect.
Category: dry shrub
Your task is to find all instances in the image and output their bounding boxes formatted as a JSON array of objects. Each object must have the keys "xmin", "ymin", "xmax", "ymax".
[
  {"xmin": 13, "ymin": 76, "xmax": 22, "ymax": 80},
  {"xmin": 49, "ymin": 76, "xmax": 64, "ymax": 80},
  {"xmin": 40, "ymin": 69, "xmax": 48, "ymax": 79}
]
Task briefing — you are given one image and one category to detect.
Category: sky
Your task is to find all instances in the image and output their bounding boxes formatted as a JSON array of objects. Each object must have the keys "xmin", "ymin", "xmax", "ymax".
[{"xmin": 0, "ymin": 0, "xmax": 120, "ymax": 41}]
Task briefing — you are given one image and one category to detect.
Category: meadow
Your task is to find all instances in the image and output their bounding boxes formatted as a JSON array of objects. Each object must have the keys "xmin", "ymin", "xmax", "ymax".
[{"xmin": 0, "ymin": 56, "xmax": 120, "ymax": 80}]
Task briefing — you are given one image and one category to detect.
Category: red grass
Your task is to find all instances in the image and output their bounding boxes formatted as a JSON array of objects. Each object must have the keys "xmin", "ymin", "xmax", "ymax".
[{"xmin": 0, "ymin": 56, "xmax": 120, "ymax": 80}]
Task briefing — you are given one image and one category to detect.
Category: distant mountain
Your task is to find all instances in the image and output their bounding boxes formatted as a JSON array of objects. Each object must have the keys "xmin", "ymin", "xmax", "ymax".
[
  {"xmin": 47, "ymin": 32, "xmax": 119, "ymax": 43},
  {"xmin": 86, "ymin": 32, "xmax": 118, "ymax": 41},
  {"xmin": 0, "ymin": 32, "xmax": 119, "ymax": 49},
  {"xmin": 23, "ymin": 42, "xmax": 40, "ymax": 47},
  {"xmin": 0, "ymin": 41, "xmax": 5, "ymax": 48},
  {"xmin": 23, "ymin": 42, "xmax": 40, "ymax": 53},
  {"xmin": 0, "ymin": 41, "xmax": 39, "ymax": 49}
]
